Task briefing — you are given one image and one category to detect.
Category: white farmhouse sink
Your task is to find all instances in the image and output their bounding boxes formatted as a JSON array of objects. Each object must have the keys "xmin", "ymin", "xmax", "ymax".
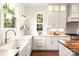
[{"xmin": 1, "ymin": 35, "xmax": 32, "ymax": 50}]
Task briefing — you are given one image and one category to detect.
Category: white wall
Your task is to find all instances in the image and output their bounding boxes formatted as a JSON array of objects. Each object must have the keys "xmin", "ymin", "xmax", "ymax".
[{"xmin": 24, "ymin": 4, "xmax": 48, "ymax": 35}]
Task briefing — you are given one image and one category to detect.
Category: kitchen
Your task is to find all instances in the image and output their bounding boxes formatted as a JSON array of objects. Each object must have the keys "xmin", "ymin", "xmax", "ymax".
[{"xmin": 0, "ymin": 3, "xmax": 79, "ymax": 56}]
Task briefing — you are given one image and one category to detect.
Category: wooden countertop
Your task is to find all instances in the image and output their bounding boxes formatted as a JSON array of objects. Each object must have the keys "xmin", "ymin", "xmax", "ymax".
[{"xmin": 58, "ymin": 39, "xmax": 79, "ymax": 54}]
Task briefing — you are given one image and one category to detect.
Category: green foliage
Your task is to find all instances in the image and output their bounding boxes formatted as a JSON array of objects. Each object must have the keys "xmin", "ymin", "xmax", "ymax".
[
  {"xmin": 3, "ymin": 3, "xmax": 15, "ymax": 15},
  {"xmin": 4, "ymin": 17, "xmax": 15, "ymax": 28},
  {"xmin": 37, "ymin": 13, "xmax": 43, "ymax": 31},
  {"xmin": 37, "ymin": 24, "xmax": 43, "ymax": 31},
  {"xmin": 4, "ymin": 18, "xmax": 11, "ymax": 28},
  {"xmin": 3, "ymin": 3, "xmax": 16, "ymax": 28},
  {"xmin": 11, "ymin": 17, "xmax": 16, "ymax": 27},
  {"xmin": 37, "ymin": 14, "xmax": 43, "ymax": 23}
]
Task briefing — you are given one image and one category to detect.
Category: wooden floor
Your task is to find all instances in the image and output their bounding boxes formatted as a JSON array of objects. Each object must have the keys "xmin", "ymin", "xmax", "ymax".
[{"xmin": 31, "ymin": 50, "xmax": 59, "ymax": 56}]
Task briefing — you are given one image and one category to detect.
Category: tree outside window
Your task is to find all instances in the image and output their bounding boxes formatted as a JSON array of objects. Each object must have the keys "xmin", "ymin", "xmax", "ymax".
[
  {"xmin": 3, "ymin": 3, "xmax": 16, "ymax": 28},
  {"xmin": 36, "ymin": 13, "xmax": 43, "ymax": 31}
]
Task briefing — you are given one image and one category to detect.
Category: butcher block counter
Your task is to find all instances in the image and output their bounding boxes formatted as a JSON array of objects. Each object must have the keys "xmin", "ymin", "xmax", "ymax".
[{"xmin": 58, "ymin": 39, "xmax": 79, "ymax": 56}]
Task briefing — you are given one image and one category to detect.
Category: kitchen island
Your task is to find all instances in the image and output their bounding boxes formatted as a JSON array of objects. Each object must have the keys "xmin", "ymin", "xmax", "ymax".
[{"xmin": 58, "ymin": 39, "xmax": 79, "ymax": 56}]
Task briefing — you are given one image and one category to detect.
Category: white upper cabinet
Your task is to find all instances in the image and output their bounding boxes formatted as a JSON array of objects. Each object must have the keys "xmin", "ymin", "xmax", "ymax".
[
  {"xmin": 67, "ymin": 4, "xmax": 79, "ymax": 22},
  {"xmin": 59, "ymin": 11, "xmax": 66, "ymax": 28},
  {"xmin": 71, "ymin": 4, "xmax": 79, "ymax": 14},
  {"xmin": 48, "ymin": 11, "xmax": 59, "ymax": 28},
  {"xmin": 47, "ymin": 4, "xmax": 67, "ymax": 29}
]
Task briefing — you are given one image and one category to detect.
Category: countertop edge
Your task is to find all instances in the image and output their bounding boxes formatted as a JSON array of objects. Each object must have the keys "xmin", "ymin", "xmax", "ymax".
[{"xmin": 58, "ymin": 40, "xmax": 79, "ymax": 54}]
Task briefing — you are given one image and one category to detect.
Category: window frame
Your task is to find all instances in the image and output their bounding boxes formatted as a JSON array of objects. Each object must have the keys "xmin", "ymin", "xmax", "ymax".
[
  {"xmin": 36, "ymin": 12, "xmax": 44, "ymax": 32},
  {"xmin": 0, "ymin": 3, "xmax": 19, "ymax": 29}
]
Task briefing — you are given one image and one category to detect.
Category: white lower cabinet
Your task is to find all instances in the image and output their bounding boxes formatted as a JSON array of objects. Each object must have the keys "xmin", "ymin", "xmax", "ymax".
[
  {"xmin": 46, "ymin": 36, "xmax": 70, "ymax": 50},
  {"xmin": 58, "ymin": 42, "xmax": 74, "ymax": 56},
  {"xmin": 46, "ymin": 37, "xmax": 58, "ymax": 50},
  {"xmin": 32, "ymin": 36, "xmax": 70, "ymax": 50},
  {"xmin": 32, "ymin": 36, "xmax": 46, "ymax": 50},
  {"xmin": 19, "ymin": 39, "xmax": 32, "ymax": 56}
]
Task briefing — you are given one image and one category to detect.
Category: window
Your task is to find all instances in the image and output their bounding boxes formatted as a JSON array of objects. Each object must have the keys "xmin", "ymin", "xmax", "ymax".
[
  {"xmin": 36, "ymin": 13, "xmax": 43, "ymax": 31},
  {"xmin": 48, "ymin": 5, "xmax": 66, "ymax": 12},
  {"xmin": 0, "ymin": 3, "xmax": 17, "ymax": 28}
]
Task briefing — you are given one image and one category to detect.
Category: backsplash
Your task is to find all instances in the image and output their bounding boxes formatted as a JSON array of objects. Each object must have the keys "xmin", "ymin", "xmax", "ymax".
[{"xmin": 48, "ymin": 29, "xmax": 65, "ymax": 35}]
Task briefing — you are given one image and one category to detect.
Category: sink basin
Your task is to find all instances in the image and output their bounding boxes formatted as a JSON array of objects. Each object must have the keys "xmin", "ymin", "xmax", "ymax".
[
  {"xmin": 0, "ymin": 35, "xmax": 31, "ymax": 50},
  {"xmin": 0, "ymin": 49, "xmax": 19, "ymax": 56},
  {"xmin": 0, "ymin": 40, "xmax": 22, "ymax": 50}
]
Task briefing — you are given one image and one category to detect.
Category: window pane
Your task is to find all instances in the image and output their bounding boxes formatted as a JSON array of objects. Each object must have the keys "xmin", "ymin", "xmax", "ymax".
[
  {"xmin": 37, "ymin": 24, "xmax": 43, "ymax": 31},
  {"xmin": 37, "ymin": 14, "xmax": 43, "ymax": 23},
  {"xmin": 60, "ymin": 5, "xmax": 66, "ymax": 11},
  {"xmin": 3, "ymin": 3, "xmax": 16, "ymax": 28}
]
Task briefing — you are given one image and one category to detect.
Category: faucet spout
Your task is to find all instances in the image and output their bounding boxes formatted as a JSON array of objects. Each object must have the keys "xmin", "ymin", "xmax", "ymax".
[{"xmin": 5, "ymin": 30, "xmax": 16, "ymax": 43}]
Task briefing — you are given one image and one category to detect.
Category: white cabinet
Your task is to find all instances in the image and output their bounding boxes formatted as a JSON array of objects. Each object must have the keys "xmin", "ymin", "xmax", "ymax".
[
  {"xmin": 58, "ymin": 42, "xmax": 74, "ymax": 56},
  {"xmin": 59, "ymin": 12, "xmax": 66, "ymax": 28},
  {"xmin": 18, "ymin": 39, "xmax": 32, "ymax": 56},
  {"xmin": 46, "ymin": 36, "xmax": 70, "ymax": 50},
  {"xmin": 48, "ymin": 12, "xmax": 59, "ymax": 28},
  {"xmin": 24, "ymin": 40, "xmax": 32, "ymax": 56},
  {"xmin": 32, "ymin": 36, "xmax": 46, "ymax": 50},
  {"xmin": 70, "ymin": 4, "xmax": 79, "ymax": 14},
  {"xmin": 47, "ymin": 37, "xmax": 58, "ymax": 50},
  {"xmin": 67, "ymin": 4, "xmax": 79, "ymax": 22},
  {"xmin": 32, "ymin": 36, "xmax": 70, "ymax": 50},
  {"xmin": 48, "ymin": 4, "xmax": 67, "ymax": 29}
]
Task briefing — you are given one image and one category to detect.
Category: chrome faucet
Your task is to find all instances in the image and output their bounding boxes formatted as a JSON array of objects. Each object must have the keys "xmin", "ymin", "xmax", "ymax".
[{"xmin": 5, "ymin": 30, "xmax": 16, "ymax": 43}]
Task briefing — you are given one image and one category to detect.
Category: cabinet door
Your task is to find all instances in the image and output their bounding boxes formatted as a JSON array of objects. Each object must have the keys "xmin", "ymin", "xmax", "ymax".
[
  {"xmin": 18, "ymin": 48, "xmax": 26, "ymax": 56},
  {"xmin": 71, "ymin": 4, "xmax": 79, "ymax": 14},
  {"xmin": 18, "ymin": 40, "xmax": 32, "ymax": 56},
  {"xmin": 58, "ymin": 42, "xmax": 74, "ymax": 56},
  {"xmin": 59, "ymin": 12, "xmax": 66, "ymax": 28},
  {"xmin": 25, "ymin": 45, "xmax": 32, "ymax": 56},
  {"xmin": 48, "ymin": 11, "xmax": 59, "ymax": 28},
  {"xmin": 47, "ymin": 37, "xmax": 58, "ymax": 50},
  {"xmin": 32, "ymin": 36, "xmax": 46, "ymax": 50}
]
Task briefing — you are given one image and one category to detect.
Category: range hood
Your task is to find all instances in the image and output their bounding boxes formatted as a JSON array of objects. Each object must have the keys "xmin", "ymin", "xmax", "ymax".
[
  {"xmin": 68, "ymin": 14, "xmax": 79, "ymax": 22},
  {"xmin": 67, "ymin": 4, "xmax": 79, "ymax": 22}
]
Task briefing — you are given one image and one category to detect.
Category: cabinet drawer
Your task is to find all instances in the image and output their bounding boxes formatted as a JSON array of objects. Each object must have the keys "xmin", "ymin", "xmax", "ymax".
[
  {"xmin": 33, "ymin": 38, "xmax": 45, "ymax": 42},
  {"xmin": 33, "ymin": 45, "xmax": 46, "ymax": 50},
  {"xmin": 33, "ymin": 36, "xmax": 45, "ymax": 39},
  {"xmin": 33, "ymin": 41, "xmax": 45, "ymax": 44}
]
